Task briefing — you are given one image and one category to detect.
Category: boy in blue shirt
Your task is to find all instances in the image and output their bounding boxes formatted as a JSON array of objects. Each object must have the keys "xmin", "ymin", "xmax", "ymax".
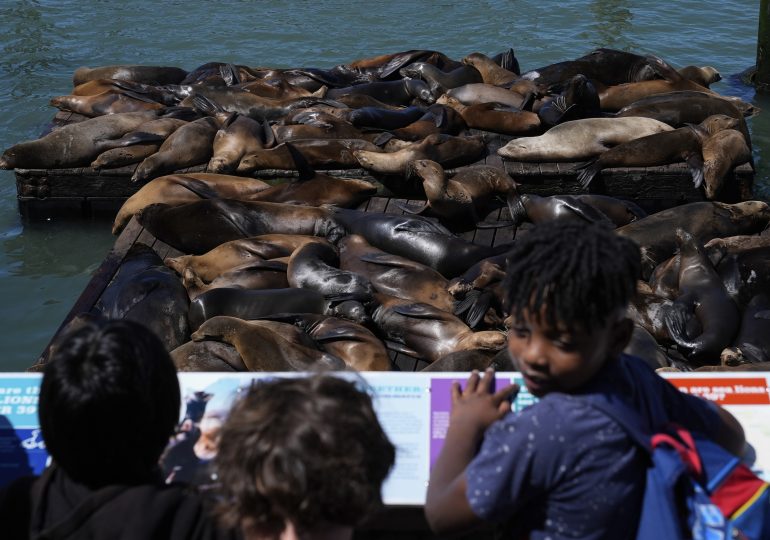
[{"xmin": 425, "ymin": 221, "xmax": 745, "ymax": 540}]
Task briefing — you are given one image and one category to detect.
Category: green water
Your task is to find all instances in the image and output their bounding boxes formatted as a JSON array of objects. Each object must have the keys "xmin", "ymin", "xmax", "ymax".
[{"xmin": 0, "ymin": 0, "xmax": 767, "ymax": 370}]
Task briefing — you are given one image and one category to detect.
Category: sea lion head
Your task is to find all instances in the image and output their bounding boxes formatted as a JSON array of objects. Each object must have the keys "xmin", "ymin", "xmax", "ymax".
[
  {"xmin": 191, "ymin": 315, "xmax": 240, "ymax": 343},
  {"xmin": 699, "ymin": 114, "xmax": 739, "ymax": 136},
  {"xmin": 406, "ymin": 79, "xmax": 435, "ymax": 104}
]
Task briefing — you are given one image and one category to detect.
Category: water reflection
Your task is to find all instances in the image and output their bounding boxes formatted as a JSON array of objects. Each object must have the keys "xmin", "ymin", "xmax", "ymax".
[{"xmin": 589, "ymin": 0, "xmax": 636, "ymax": 51}]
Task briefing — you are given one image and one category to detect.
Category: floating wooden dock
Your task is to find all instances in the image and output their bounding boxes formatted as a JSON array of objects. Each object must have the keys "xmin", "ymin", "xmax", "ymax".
[
  {"xmin": 15, "ymin": 112, "xmax": 755, "ymax": 219},
  {"xmin": 32, "ymin": 195, "xmax": 519, "ymax": 371}
]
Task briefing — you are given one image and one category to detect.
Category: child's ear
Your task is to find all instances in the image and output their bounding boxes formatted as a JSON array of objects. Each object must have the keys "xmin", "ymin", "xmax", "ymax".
[{"xmin": 610, "ymin": 317, "xmax": 634, "ymax": 357}]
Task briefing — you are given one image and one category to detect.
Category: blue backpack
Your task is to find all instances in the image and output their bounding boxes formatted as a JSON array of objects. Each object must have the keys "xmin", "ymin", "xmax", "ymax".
[{"xmin": 583, "ymin": 391, "xmax": 770, "ymax": 540}]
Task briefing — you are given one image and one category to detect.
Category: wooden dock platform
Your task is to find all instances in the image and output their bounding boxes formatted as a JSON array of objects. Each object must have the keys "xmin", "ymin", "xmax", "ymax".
[
  {"xmin": 32, "ymin": 195, "xmax": 518, "ymax": 371},
  {"xmin": 15, "ymin": 113, "xmax": 755, "ymax": 219}
]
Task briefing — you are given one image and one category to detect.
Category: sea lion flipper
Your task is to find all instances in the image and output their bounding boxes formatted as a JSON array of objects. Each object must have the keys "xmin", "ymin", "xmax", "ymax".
[
  {"xmin": 219, "ymin": 63, "xmax": 241, "ymax": 86},
  {"xmin": 476, "ymin": 220, "xmax": 515, "ymax": 229},
  {"xmin": 392, "ymin": 200, "xmax": 430, "ymax": 215},
  {"xmin": 663, "ymin": 301, "xmax": 698, "ymax": 351},
  {"xmin": 222, "ymin": 111, "xmax": 239, "ymax": 128},
  {"xmin": 559, "ymin": 196, "xmax": 616, "ymax": 228},
  {"xmin": 111, "ymin": 131, "xmax": 167, "ymax": 147},
  {"xmin": 383, "ymin": 339, "xmax": 421, "ymax": 358},
  {"xmin": 645, "ymin": 54, "xmax": 682, "ymax": 82},
  {"xmin": 192, "ymin": 93, "xmax": 225, "ymax": 115},
  {"xmin": 261, "ymin": 120, "xmax": 276, "ymax": 148},
  {"xmin": 392, "ymin": 303, "xmax": 447, "ymax": 319},
  {"xmin": 684, "ymin": 152, "xmax": 705, "ymax": 188},
  {"xmin": 284, "ymin": 142, "xmax": 315, "ymax": 181},
  {"xmin": 454, "ymin": 289, "xmax": 492, "ymax": 329},
  {"xmin": 357, "ymin": 253, "xmax": 410, "ymax": 268},
  {"xmin": 373, "ymin": 132, "xmax": 394, "ymax": 147},
  {"xmin": 575, "ymin": 159, "xmax": 601, "ymax": 189}
]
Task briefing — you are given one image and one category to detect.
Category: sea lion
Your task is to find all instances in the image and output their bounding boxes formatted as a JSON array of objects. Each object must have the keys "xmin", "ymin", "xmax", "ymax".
[
  {"xmin": 91, "ymin": 116, "xmax": 189, "ymax": 169},
  {"xmin": 188, "ymin": 287, "xmax": 327, "ymax": 331},
  {"xmin": 73, "ymin": 65, "xmax": 188, "ymax": 86},
  {"xmin": 50, "ymin": 91, "xmax": 166, "ymax": 117},
  {"xmin": 537, "ymin": 74, "xmax": 601, "ymax": 127},
  {"xmin": 165, "ymin": 234, "xmax": 330, "ymax": 282},
  {"xmin": 287, "ymin": 241, "xmax": 373, "ymax": 301},
  {"xmin": 623, "ymin": 325, "xmax": 672, "ymax": 369},
  {"xmin": 677, "ymin": 66, "xmax": 721, "ymax": 88},
  {"xmin": 447, "ymin": 253, "xmax": 508, "ymax": 297},
  {"xmin": 381, "ymin": 104, "xmax": 467, "ymax": 142},
  {"xmin": 170, "ymin": 340, "xmax": 247, "ymax": 371},
  {"xmin": 208, "ymin": 113, "xmax": 268, "ymax": 173},
  {"xmin": 346, "ymin": 105, "xmax": 427, "ymax": 130},
  {"xmin": 627, "ymin": 282, "xmax": 674, "ymax": 342},
  {"xmin": 497, "ymin": 117, "xmax": 673, "ymax": 162},
  {"xmin": 113, "ymin": 173, "xmax": 271, "ymax": 234},
  {"xmin": 437, "ymin": 95, "xmax": 541, "ymax": 135},
  {"xmin": 616, "ymin": 201, "xmax": 770, "ymax": 279},
  {"xmin": 446, "ymin": 83, "xmax": 530, "ymax": 109},
  {"xmin": 237, "ymin": 139, "xmax": 381, "ymax": 172},
  {"xmin": 132, "ymin": 116, "xmax": 219, "ymax": 183},
  {"xmin": 399, "ymin": 160, "xmax": 517, "ymax": 229},
  {"xmin": 354, "ymin": 133, "xmax": 485, "ymax": 174},
  {"xmin": 520, "ymin": 48, "xmax": 657, "ymax": 87},
  {"xmin": 326, "ymin": 79, "xmax": 435, "ymax": 105},
  {"xmin": 701, "ymin": 129, "xmax": 752, "ymax": 200},
  {"xmin": 91, "ymin": 144, "xmax": 161, "ymax": 170},
  {"xmin": 371, "ymin": 294, "xmax": 506, "ymax": 363},
  {"xmin": 0, "ymin": 110, "xmax": 167, "ymax": 169},
  {"xmin": 72, "ymin": 79, "xmax": 178, "ymax": 104},
  {"xmin": 421, "ymin": 348, "xmax": 515, "ymax": 372},
  {"xmin": 182, "ymin": 259, "xmax": 289, "ymax": 300},
  {"xmin": 191, "ymin": 316, "xmax": 345, "ymax": 371},
  {"xmin": 461, "ymin": 52, "xmax": 520, "ymax": 85},
  {"xmin": 338, "ymin": 234, "xmax": 453, "ymax": 312},
  {"xmin": 720, "ymin": 293, "xmax": 770, "ymax": 366},
  {"xmin": 507, "ymin": 192, "xmax": 617, "ymax": 230},
  {"xmin": 575, "ymin": 114, "xmax": 740, "ymax": 189},
  {"xmin": 95, "ymin": 243, "xmax": 190, "ymax": 351},
  {"xmin": 260, "ymin": 313, "xmax": 391, "ymax": 371},
  {"xmin": 137, "ymin": 199, "xmax": 342, "ymax": 254},
  {"xmin": 331, "ymin": 207, "xmax": 504, "ymax": 278},
  {"xmin": 664, "ymin": 229, "xmax": 739, "ymax": 366},
  {"xmin": 717, "ymin": 245, "xmax": 770, "ymax": 309},
  {"xmin": 399, "ymin": 62, "xmax": 483, "ymax": 95}
]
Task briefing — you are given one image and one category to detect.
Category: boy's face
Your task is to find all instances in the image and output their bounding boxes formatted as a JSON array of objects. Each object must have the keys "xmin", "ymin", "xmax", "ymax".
[{"xmin": 507, "ymin": 307, "xmax": 630, "ymax": 397}]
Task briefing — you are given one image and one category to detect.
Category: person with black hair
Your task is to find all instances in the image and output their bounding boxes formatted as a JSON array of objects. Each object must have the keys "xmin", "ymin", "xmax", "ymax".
[
  {"xmin": 424, "ymin": 221, "xmax": 746, "ymax": 539},
  {"xmin": 215, "ymin": 375, "xmax": 396, "ymax": 540},
  {"xmin": 0, "ymin": 318, "xmax": 240, "ymax": 540}
]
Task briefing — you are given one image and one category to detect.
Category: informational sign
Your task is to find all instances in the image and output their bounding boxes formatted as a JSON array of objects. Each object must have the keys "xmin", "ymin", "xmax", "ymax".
[{"xmin": 0, "ymin": 372, "xmax": 768, "ymax": 505}]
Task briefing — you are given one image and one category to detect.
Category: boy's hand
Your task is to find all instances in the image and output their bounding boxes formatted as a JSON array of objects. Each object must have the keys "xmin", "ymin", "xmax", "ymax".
[{"xmin": 450, "ymin": 368, "xmax": 519, "ymax": 437}]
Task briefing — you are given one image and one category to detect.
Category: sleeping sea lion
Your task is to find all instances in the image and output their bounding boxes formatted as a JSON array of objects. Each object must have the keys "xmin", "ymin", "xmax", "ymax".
[{"xmin": 354, "ymin": 133, "xmax": 485, "ymax": 174}]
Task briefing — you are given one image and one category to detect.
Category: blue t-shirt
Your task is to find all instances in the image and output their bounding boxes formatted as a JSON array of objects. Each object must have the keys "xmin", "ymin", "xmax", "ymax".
[{"xmin": 466, "ymin": 354, "xmax": 722, "ymax": 540}]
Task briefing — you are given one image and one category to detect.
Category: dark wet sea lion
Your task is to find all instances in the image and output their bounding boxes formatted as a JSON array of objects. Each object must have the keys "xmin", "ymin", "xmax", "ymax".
[
  {"xmin": 627, "ymin": 282, "xmax": 674, "ymax": 342},
  {"xmin": 271, "ymin": 116, "xmax": 373, "ymax": 143},
  {"xmin": 346, "ymin": 105, "xmax": 427, "ymax": 130},
  {"xmin": 720, "ymin": 293, "xmax": 770, "ymax": 366},
  {"xmin": 537, "ymin": 74, "xmax": 601, "ymax": 127},
  {"xmin": 664, "ymin": 229, "xmax": 739, "ymax": 366},
  {"xmin": 327, "ymin": 79, "xmax": 435, "ymax": 105},
  {"xmin": 188, "ymin": 287, "xmax": 327, "ymax": 331},
  {"xmin": 166, "ymin": 235, "xmax": 329, "ymax": 282},
  {"xmin": 576, "ymin": 114, "xmax": 740, "ymax": 189},
  {"xmin": 331, "ymin": 207, "xmax": 504, "ymax": 278},
  {"xmin": 354, "ymin": 133, "xmax": 485, "ymax": 174},
  {"xmin": 113, "ymin": 172, "xmax": 271, "ymax": 234},
  {"xmin": 447, "ymin": 253, "xmax": 508, "ymax": 297},
  {"xmin": 400, "ymin": 62, "xmax": 483, "ymax": 95},
  {"xmin": 701, "ymin": 129, "xmax": 752, "ymax": 200},
  {"xmin": 287, "ymin": 241, "xmax": 373, "ymax": 300},
  {"xmin": 73, "ymin": 65, "xmax": 188, "ymax": 86},
  {"xmin": 0, "ymin": 110, "xmax": 165, "ymax": 169},
  {"xmin": 371, "ymin": 294, "xmax": 506, "ymax": 363},
  {"xmin": 520, "ymin": 48, "xmax": 656, "ymax": 87},
  {"xmin": 182, "ymin": 259, "xmax": 289, "ymax": 300},
  {"xmin": 421, "ymin": 348, "xmax": 514, "ymax": 372},
  {"xmin": 185, "ymin": 87, "xmax": 338, "ymax": 121},
  {"xmin": 616, "ymin": 201, "xmax": 770, "ymax": 279},
  {"xmin": 137, "ymin": 199, "xmax": 341, "ymax": 254},
  {"xmin": 497, "ymin": 117, "xmax": 672, "ymax": 161},
  {"xmin": 338, "ymin": 234, "xmax": 453, "ymax": 311},
  {"xmin": 624, "ymin": 325, "xmax": 671, "ymax": 369},
  {"xmin": 238, "ymin": 139, "xmax": 381, "ymax": 172},
  {"xmin": 208, "ymin": 113, "xmax": 267, "ymax": 173},
  {"xmin": 170, "ymin": 340, "xmax": 247, "ymax": 371},
  {"xmin": 132, "ymin": 116, "xmax": 219, "ymax": 183},
  {"xmin": 717, "ymin": 246, "xmax": 770, "ymax": 309},
  {"xmin": 191, "ymin": 316, "xmax": 345, "ymax": 371},
  {"xmin": 403, "ymin": 160, "xmax": 516, "ymax": 228},
  {"xmin": 508, "ymin": 192, "xmax": 617, "ymax": 229},
  {"xmin": 260, "ymin": 313, "xmax": 391, "ymax": 371},
  {"xmin": 95, "ymin": 243, "xmax": 190, "ymax": 351}
]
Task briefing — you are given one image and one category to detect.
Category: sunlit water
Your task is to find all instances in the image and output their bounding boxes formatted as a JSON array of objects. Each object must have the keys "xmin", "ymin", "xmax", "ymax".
[{"xmin": 0, "ymin": 0, "xmax": 767, "ymax": 370}]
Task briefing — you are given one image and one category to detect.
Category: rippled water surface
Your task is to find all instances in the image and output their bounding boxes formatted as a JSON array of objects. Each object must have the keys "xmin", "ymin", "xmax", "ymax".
[{"xmin": 0, "ymin": 0, "xmax": 767, "ymax": 370}]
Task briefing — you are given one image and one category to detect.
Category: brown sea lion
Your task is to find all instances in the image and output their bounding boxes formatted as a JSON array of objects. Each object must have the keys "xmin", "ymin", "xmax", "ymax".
[
  {"xmin": 616, "ymin": 201, "xmax": 770, "ymax": 279},
  {"xmin": 72, "ymin": 79, "xmax": 175, "ymax": 102},
  {"xmin": 664, "ymin": 229, "xmax": 740, "ymax": 365},
  {"xmin": 447, "ymin": 253, "xmax": 508, "ymax": 297},
  {"xmin": 271, "ymin": 115, "xmax": 373, "ymax": 143},
  {"xmin": 461, "ymin": 52, "xmax": 520, "ymax": 85},
  {"xmin": 446, "ymin": 83, "xmax": 529, "ymax": 109},
  {"xmin": 73, "ymin": 65, "xmax": 188, "ymax": 86},
  {"xmin": 250, "ymin": 174, "xmax": 377, "ymax": 208},
  {"xmin": 170, "ymin": 340, "xmax": 247, "ymax": 371},
  {"xmin": 497, "ymin": 117, "xmax": 673, "ymax": 161},
  {"xmin": 238, "ymin": 139, "xmax": 381, "ymax": 172},
  {"xmin": 399, "ymin": 62, "xmax": 483, "ymax": 95},
  {"xmin": 137, "ymin": 199, "xmax": 342, "ymax": 254},
  {"xmin": 191, "ymin": 316, "xmax": 345, "ymax": 371},
  {"xmin": 701, "ymin": 129, "xmax": 752, "ymax": 200},
  {"xmin": 575, "ymin": 114, "xmax": 740, "ymax": 188},
  {"xmin": 677, "ymin": 66, "xmax": 721, "ymax": 88},
  {"xmin": 400, "ymin": 160, "xmax": 517, "ymax": 228},
  {"xmin": 720, "ymin": 293, "xmax": 770, "ymax": 366},
  {"xmin": 50, "ymin": 92, "xmax": 165, "ymax": 117},
  {"xmin": 132, "ymin": 117, "xmax": 219, "ymax": 183},
  {"xmin": 437, "ymin": 95, "xmax": 541, "ymax": 135},
  {"xmin": 0, "ymin": 110, "xmax": 166, "ymax": 169},
  {"xmin": 182, "ymin": 259, "xmax": 289, "ymax": 300},
  {"xmin": 113, "ymin": 172, "xmax": 271, "ymax": 234},
  {"xmin": 338, "ymin": 234, "xmax": 453, "ymax": 312},
  {"xmin": 165, "ymin": 235, "xmax": 331, "ymax": 282},
  {"xmin": 208, "ymin": 113, "xmax": 268, "ymax": 173},
  {"xmin": 182, "ymin": 87, "xmax": 338, "ymax": 122},
  {"xmin": 92, "ymin": 144, "xmax": 161, "ymax": 170},
  {"xmin": 354, "ymin": 133, "xmax": 485, "ymax": 174},
  {"xmin": 91, "ymin": 116, "xmax": 189, "ymax": 169},
  {"xmin": 237, "ymin": 77, "xmax": 319, "ymax": 99},
  {"xmin": 371, "ymin": 293, "xmax": 506, "ymax": 363}
]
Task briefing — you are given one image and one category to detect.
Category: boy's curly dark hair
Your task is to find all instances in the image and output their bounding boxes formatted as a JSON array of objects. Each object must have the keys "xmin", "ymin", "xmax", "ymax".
[
  {"xmin": 504, "ymin": 221, "xmax": 641, "ymax": 331},
  {"xmin": 215, "ymin": 375, "xmax": 396, "ymax": 536}
]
